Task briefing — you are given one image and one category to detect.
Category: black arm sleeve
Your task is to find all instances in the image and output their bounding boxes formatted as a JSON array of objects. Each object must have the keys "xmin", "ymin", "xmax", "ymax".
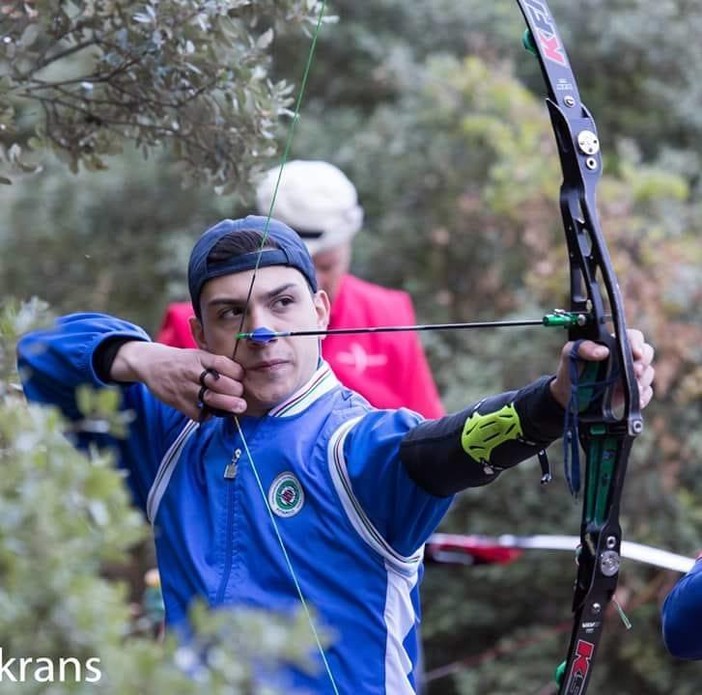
[{"xmin": 400, "ymin": 376, "xmax": 564, "ymax": 497}]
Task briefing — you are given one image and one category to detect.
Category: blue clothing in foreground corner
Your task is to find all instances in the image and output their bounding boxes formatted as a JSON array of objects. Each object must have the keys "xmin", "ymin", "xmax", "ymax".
[
  {"xmin": 17, "ymin": 313, "xmax": 452, "ymax": 694},
  {"xmin": 662, "ymin": 558, "xmax": 702, "ymax": 659}
]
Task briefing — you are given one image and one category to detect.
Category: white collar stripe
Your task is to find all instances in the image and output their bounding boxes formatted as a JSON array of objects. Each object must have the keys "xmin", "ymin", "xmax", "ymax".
[{"xmin": 268, "ymin": 363, "xmax": 339, "ymax": 417}]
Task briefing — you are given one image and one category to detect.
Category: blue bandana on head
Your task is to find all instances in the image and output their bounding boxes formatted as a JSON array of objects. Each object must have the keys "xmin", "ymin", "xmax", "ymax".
[{"xmin": 188, "ymin": 215, "xmax": 319, "ymax": 316}]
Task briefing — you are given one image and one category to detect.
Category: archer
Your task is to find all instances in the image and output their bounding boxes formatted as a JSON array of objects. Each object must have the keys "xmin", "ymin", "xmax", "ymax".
[{"xmin": 17, "ymin": 215, "xmax": 654, "ymax": 694}]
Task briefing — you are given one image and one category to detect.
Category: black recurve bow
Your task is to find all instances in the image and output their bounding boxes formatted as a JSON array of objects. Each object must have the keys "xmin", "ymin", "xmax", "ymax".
[
  {"xmin": 515, "ymin": 1, "xmax": 644, "ymax": 693},
  {"xmin": 241, "ymin": 2, "xmax": 644, "ymax": 692}
]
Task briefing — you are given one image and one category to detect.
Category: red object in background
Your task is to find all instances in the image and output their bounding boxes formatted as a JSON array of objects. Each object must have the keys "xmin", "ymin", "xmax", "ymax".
[
  {"xmin": 155, "ymin": 274, "xmax": 445, "ymax": 419},
  {"xmin": 155, "ymin": 302, "xmax": 196, "ymax": 350},
  {"xmin": 321, "ymin": 275, "xmax": 444, "ymax": 418},
  {"xmin": 425, "ymin": 534, "xmax": 524, "ymax": 566},
  {"xmin": 426, "ymin": 533, "xmax": 696, "ymax": 572}
]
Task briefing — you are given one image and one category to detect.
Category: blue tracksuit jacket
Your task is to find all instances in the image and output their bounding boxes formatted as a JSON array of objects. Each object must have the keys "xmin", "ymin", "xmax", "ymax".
[{"xmin": 18, "ymin": 313, "xmax": 456, "ymax": 693}]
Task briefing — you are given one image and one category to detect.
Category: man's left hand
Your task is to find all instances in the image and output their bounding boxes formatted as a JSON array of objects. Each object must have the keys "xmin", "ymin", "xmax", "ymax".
[{"xmin": 549, "ymin": 328, "xmax": 655, "ymax": 410}]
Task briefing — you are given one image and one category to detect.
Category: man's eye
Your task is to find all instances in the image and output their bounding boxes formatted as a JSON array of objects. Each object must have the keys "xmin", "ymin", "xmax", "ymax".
[
  {"xmin": 219, "ymin": 307, "xmax": 243, "ymax": 319},
  {"xmin": 273, "ymin": 296, "xmax": 294, "ymax": 309}
]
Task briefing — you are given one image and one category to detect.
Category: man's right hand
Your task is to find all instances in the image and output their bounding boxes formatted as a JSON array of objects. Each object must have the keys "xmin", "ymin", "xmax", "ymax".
[{"xmin": 112, "ymin": 342, "xmax": 247, "ymax": 420}]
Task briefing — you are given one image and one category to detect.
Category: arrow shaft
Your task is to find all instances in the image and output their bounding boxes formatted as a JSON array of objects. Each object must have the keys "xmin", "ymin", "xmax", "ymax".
[{"xmin": 239, "ymin": 318, "xmax": 548, "ymax": 340}]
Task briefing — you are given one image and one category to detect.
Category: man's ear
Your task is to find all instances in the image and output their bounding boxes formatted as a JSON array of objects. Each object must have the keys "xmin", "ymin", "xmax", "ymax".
[
  {"xmin": 190, "ymin": 315, "xmax": 208, "ymax": 350},
  {"xmin": 314, "ymin": 290, "xmax": 331, "ymax": 336}
]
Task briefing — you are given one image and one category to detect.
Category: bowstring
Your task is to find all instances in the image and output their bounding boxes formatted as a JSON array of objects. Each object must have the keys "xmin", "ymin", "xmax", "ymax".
[
  {"xmin": 231, "ymin": 2, "xmax": 327, "ymax": 331},
  {"xmin": 229, "ymin": 3, "xmax": 339, "ymax": 692}
]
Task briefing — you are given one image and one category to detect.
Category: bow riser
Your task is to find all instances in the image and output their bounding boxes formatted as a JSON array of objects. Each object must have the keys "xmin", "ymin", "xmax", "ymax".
[{"xmin": 546, "ymin": 100, "xmax": 642, "ymax": 432}]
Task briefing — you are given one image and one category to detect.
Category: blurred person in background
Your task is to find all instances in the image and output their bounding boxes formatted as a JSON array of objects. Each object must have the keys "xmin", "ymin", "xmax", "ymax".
[
  {"xmin": 661, "ymin": 553, "xmax": 702, "ymax": 659},
  {"xmin": 156, "ymin": 160, "xmax": 444, "ymax": 419}
]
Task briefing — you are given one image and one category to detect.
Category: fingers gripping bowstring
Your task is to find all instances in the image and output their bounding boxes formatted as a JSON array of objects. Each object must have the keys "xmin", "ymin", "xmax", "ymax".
[{"xmin": 229, "ymin": 4, "xmax": 340, "ymax": 692}]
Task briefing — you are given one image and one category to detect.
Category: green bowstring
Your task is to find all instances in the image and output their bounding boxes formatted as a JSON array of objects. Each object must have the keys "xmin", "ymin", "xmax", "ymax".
[{"xmin": 230, "ymin": 3, "xmax": 340, "ymax": 693}]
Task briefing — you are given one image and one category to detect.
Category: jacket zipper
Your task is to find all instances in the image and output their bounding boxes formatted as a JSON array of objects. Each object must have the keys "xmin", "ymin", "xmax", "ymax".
[
  {"xmin": 215, "ymin": 448, "xmax": 241, "ymax": 604},
  {"xmin": 224, "ymin": 448, "xmax": 240, "ymax": 479}
]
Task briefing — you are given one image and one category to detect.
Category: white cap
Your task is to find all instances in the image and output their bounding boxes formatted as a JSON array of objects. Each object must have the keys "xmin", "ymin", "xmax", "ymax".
[{"xmin": 255, "ymin": 160, "xmax": 364, "ymax": 255}]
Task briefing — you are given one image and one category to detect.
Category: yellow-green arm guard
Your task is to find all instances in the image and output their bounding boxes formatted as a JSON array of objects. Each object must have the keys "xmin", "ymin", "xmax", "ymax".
[{"xmin": 461, "ymin": 403, "xmax": 523, "ymax": 471}]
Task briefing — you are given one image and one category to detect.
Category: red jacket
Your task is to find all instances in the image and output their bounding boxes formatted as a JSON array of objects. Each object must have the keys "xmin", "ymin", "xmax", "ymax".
[{"xmin": 155, "ymin": 274, "xmax": 444, "ymax": 418}]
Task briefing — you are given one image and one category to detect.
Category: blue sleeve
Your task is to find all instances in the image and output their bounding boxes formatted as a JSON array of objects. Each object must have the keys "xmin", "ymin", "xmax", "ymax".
[
  {"xmin": 17, "ymin": 313, "xmax": 189, "ymax": 512},
  {"xmin": 662, "ymin": 559, "xmax": 702, "ymax": 659},
  {"xmin": 343, "ymin": 409, "xmax": 454, "ymax": 557}
]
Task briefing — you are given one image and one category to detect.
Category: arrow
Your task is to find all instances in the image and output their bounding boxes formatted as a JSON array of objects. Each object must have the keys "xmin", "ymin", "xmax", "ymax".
[{"xmin": 237, "ymin": 311, "xmax": 588, "ymax": 343}]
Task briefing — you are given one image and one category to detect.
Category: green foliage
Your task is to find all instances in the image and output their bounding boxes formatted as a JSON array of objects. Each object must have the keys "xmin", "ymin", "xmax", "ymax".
[
  {"xmin": 545, "ymin": 0, "xmax": 702, "ymax": 169},
  {"xmin": 0, "ymin": 296, "xmax": 52, "ymax": 389},
  {"xmin": 268, "ymin": 0, "xmax": 525, "ymax": 113},
  {"xmin": 0, "ymin": 0, "xmax": 329, "ymax": 190},
  {"xmin": 0, "ymin": 149, "xmax": 233, "ymax": 332}
]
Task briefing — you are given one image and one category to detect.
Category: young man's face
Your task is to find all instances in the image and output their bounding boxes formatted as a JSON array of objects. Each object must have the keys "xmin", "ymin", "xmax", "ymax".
[{"xmin": 192, "ymin": 265, "xmax": 330, "ymax": 416}]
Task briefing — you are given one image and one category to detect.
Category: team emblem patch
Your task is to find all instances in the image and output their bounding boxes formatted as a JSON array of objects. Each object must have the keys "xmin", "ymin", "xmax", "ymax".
[{"xmin": 268, "ymin": 473, "xmax": 305, "ymax": 518}]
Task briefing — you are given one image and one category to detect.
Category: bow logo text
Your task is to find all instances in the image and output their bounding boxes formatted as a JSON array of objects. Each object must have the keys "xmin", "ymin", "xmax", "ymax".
[
  {"xmin": 523, "ymin": 0, "xmax": 568, "ymax": 66},
  {"xmin": 564, "ymin": 639, "xmax": 594, "ymax": 694}
]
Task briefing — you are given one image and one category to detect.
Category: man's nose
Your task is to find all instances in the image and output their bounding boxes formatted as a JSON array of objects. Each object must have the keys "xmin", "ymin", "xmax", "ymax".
[{"xmin": 242, "ymin": 308, "xmax": 277, "ymax": 346}]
